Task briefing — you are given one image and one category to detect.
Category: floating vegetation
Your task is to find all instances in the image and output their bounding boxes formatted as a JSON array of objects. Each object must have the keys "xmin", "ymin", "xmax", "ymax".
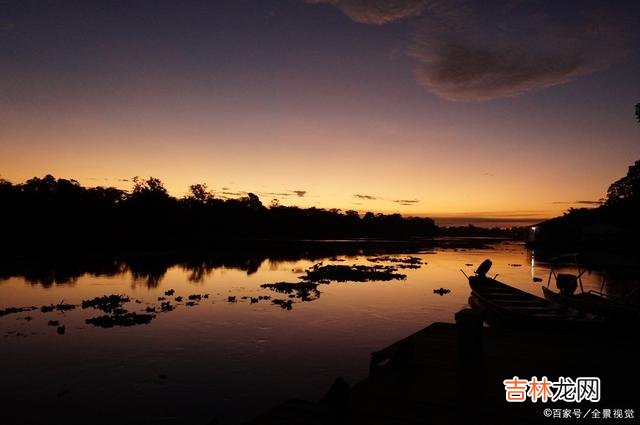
[
  {"xmin": 82, "ymin": 295, "xmax": 130, "ymax": 313},
  {"xmin": 57, "ymin": 325, "xmax": 66, "ymax": 335},
  {"xmin": 145, "ymin": 307, "xmax": 156, "ymax": 313},
  {"xmin": 175, "ymin": 296, "xmax": 183, "ymax": 302},
  {"xmin": 160, "ymin": 301, "xmax": 174, "ymax": 312},
  {"xmin": 508, "ymin": 263, "xmax": 523, "ymax": 267},
  {"xmin": 185, "ymin": 301, "xmax": 197, "ymax": 307},
  {"xmin": 396, "ymin": 264, "xmax": 422, "ymax": 269},
  {"xmin": 40, "ymin": 303, "xmax": 75, "ymax": 313},
  {"xmin": 164, "ymin": 289, "xmax": 175, "ymax": 296},
  {"xmin": 302, "ymin": 263, "xmax": 406, "ymax": 283},
  {"xmin": 0, "ymin": 306, "xmax": 37, "ymax": 317},
  {"xmin": 48, "ymin": 320, "xmax": 60, "ymax": 326},
  {"xmin": 364, "ymin": 256, "xmax": 423, "ymax": 269},
  {"xmin": 188, "ymin": 294, "xmax": 202, "ymax": 301},
  {"xmin": 433, "ymin": 288, "xmax": 451, "ymax": 296},
  {"xmin": 260, "ymin": 281, "xmax": 320, "ymax": 301},
  {"xmin": 85, "ymin": 312, "xmax": 155, "ymax": 328},
  {"xmin": 465, "ymin": 263, "xmax": 473, "ymax": 266},
  {"xmin": 228, "ymin": 296, "xmax": 237, "ymax": 303},
  {"xmin": 367, "ymin": 256, "xmax": 423, "ymax": 266},
  {"xmin": 56, "ymin": 303, "xmax": 75, "ymax": 311},
  {"xmin": 272, "ymin": 299, "xmax": 293, "ymax": 310},
  {"xmin": 258, "ymin": 263, "xmax": 406, "ymax": 310},
  {"xmin": 157, "ymin": 297, "xmax": 166, "ymax": 301}
]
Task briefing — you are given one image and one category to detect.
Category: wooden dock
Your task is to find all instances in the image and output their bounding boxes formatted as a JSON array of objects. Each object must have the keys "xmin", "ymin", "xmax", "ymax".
[{"xmin": 247, "ymin": 310, "xmax": 639, "ymax": 424}]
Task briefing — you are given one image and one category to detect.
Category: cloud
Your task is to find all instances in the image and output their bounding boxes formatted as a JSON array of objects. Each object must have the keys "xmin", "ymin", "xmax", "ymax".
[
  {"xmin": 354, "ymin": 194, "xmax": 378, "ymax": 200},
  {"xmin": 262, "ymin": 191, "xmax": 292, "ymax": 197},
  {"xmin": 552, "ymin": 200, "xmax": 602, "ymax": 205},
  {"xmin": 292, "ymin": 190, "xmax": 307, "ymax": 197},
  {"xmin": 576, "ymin": 200, "xmax": 602, "ymax": 205},
  {"xmin": 393, "ymin": 199, "xmax": 420, "ymax": 206},
  {"xmin": 306, "ymin": 0, "xmax": 426, "ymax": 25},
  {"xmin": 308, "ymin": 0, "xmax": 633, "ymax": 100},
  {"xmin": 409, "ymin": 2, "xmax": 625, "ymax": 101}
]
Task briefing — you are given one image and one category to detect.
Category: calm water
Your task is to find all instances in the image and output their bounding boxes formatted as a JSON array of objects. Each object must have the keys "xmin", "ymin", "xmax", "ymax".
[{"xmin": 0, "ymin": 242, "xmax": 626, "ymax": 424}]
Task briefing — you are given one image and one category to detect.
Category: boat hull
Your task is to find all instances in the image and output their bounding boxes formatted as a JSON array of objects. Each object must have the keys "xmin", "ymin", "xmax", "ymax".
[{"xmin": 468, "ymin": 275, "xmax": 603, "ymax": 332}]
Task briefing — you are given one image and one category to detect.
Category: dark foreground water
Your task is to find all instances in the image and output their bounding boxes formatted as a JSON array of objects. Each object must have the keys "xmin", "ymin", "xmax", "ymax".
[{"xmin": 0, "ymin": 241, "xmax": 633, "ymax": 424}]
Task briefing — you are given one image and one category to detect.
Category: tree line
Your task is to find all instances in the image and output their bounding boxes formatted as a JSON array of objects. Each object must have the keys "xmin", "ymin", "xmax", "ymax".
[{"xmin": 0, "ymin": 175, "xmax": 448, "ymax": 253}]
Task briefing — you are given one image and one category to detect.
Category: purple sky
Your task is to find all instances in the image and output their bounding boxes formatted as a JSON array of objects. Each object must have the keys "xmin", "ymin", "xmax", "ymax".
[{"xmin": 1, "ymin": 0, "xmax": 639, "ymax": 222}]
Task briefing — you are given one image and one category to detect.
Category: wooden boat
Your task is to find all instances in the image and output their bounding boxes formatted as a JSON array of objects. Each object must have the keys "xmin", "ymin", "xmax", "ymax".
[{"xmin": 466, "ymin": 260, "xmax": 603, "ymax": 331}]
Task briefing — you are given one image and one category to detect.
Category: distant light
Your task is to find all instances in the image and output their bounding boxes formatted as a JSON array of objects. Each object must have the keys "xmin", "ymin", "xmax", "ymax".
[{"xmin": 532, "ymin": 226, "xmax": 537, "ymax": 232}]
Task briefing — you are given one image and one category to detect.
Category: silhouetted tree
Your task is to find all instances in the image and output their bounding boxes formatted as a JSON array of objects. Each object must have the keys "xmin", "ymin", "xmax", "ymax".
[
  {"xmin": 606, "ymin": 160, "xmax": 640, "ymax": 205},
  {"xmin": 131, "ymin": 176, "xmax": 169, "ymax": 199},
  {"xmin": 241, "ymin": 193, "xmax": 264, "ymax": 210},
  {"xmin": 0, "ymin": 174, "xmax": 444, "ymax": 254},
  {"xmin": 186, "ymin": 183, "xmax": 213, "ymax": 203}
]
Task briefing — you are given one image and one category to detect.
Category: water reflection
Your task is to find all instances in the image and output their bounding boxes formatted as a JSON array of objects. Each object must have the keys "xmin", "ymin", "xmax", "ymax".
[
  {"xmin": 0, "ymin": 241, "xmax": 638, "ymax": 425},
  {"xmin": 0, "ymin": 238, "xmax": 500, "ymax": 288}
]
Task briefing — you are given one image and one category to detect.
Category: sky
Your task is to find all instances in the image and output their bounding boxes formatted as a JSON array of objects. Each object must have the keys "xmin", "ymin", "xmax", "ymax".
[{"xmin": 1, "ymin": 0, "xmax": 639, "ymax": 224}]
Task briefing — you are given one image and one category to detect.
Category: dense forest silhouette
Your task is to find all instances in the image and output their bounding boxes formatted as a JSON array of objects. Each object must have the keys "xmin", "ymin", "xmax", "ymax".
[
  {"xmin": 0, "ymin": 175, "xmax": 522, "ymax": 256},
  {"xmin": 529, "ymin": 104, "xmax": 640, "ymax": 251}
]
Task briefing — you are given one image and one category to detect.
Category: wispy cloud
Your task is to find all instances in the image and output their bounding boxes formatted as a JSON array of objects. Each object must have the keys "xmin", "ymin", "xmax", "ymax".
[
  {"xmin": 306, "ymin": 0, "xmax": 633, "ymax": 101},
  {"xmin": 552, "ymin": 200, "xmax": 602, "ymax": 205},
  {"xmin": 262, "ymin": 191, "xmax": 292, "ymax": 197},
  {"xmin": 306, "ymin": 0, "xmax": 426, "ymax": 25},
  {"xmin": 354, "ymin": 194, "xmax": 378, "ymax": 200},
  {"xmin": 393, "ymin": 199, "xmax": 420, "ymax": 206}
]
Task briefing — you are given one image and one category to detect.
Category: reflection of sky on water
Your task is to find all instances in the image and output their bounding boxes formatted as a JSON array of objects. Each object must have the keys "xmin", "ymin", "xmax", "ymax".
[{"xmin": 0, "ymin": 242, "xmax": 635, "ymax": 424}]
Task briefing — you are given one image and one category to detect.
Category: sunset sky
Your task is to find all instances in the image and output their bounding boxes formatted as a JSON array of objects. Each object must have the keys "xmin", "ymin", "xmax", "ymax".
[{"xmin": 1, "ymin": 0, "xmax": 639, "ymax": 224}]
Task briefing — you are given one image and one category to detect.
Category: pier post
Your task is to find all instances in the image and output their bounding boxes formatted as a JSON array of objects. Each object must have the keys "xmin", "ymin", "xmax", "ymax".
[{"xmin": 455, "ymin": 308, "xmax": 484, "ymax": 366}]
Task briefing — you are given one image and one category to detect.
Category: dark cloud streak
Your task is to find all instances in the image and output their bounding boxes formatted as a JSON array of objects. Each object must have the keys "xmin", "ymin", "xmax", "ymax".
[
  {"xmin": 306, "ymin": 0, "xmax": 426, "ymax": 25},
  {"xmin": 354, "ymin": 194, "xmax": 378, "ymax": 200},
  {"xmin": 307, "ymin": 0, "xmax": 634, "ymax": 101},
  {"xmin": 393, "ymin": 199, "xmax": 420, "ymax": 206}
]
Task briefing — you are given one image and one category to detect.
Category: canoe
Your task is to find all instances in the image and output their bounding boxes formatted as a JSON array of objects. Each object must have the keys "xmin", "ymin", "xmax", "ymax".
[
  {"xmin": 468, "ymin": 275, "xmax": 603, "ymax": 331},
  {"xmin": 541, "ymin": 286, "xmax": 640, "ymax": 321}
]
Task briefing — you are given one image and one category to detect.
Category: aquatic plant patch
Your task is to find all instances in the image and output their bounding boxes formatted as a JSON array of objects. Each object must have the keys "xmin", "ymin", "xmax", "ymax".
[
  {"xmin": 301, "ymin": 263, "xmax": 407, "ymax": 283},
  {"xmin": 260, "ymin": 282, "xmax": 320, "ymax": 301}
]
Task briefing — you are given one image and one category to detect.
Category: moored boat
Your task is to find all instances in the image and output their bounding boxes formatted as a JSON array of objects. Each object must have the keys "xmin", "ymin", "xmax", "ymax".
[
  {"xmin": 465, "ymin": 259, "xmax": 603, "ymax": 331},
  {"xmin": 540, "ymin": 255, "xmax": 640, "ymax": 321}
]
